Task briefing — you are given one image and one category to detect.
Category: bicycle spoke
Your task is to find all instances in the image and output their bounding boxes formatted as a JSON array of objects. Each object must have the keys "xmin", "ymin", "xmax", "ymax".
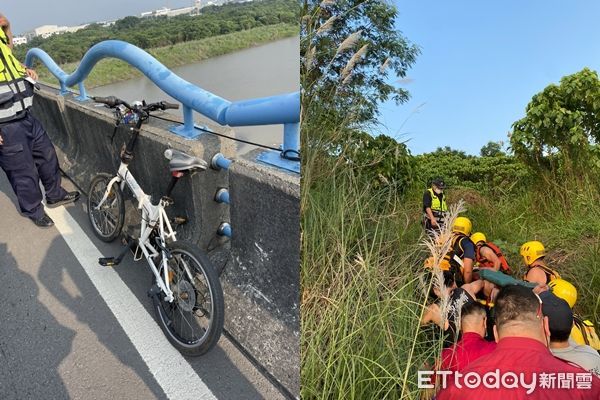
[
  {"xmin": 174, "ymin": 257, "xmax": 199, "ymax": 338},
  {"xmin": 88, "ymin": 179, "xmax": 123, "ymax": 238},
  {"xmin": 160, "ymin": 252, "xmax": 212, "ymax": 343},
  {"xmin": 178, "ymin": 301, "xmax": 195, "ymax": 339},
  {"xmin": 105, "ymin": 212, "xmax": 117, "ymax": 229},
  {"xmin": 152, "ymin": 242, "xmax": 222, "ymax": 354}
]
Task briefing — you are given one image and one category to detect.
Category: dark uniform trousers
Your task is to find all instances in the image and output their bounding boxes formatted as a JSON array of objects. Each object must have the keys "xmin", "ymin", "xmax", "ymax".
[{"xmin": 0, "ymin": 111, "xmax": 66, "ymax": 219}]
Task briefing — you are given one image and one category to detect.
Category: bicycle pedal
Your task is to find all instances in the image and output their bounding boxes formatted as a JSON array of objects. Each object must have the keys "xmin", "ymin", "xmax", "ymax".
[
  {"xmin": 99, "ymin": 257, "xmax": 118, "ymax": 267},
  {"xmin": 147, "ymin": 284, "xmax": 161, "ymax": 298}
]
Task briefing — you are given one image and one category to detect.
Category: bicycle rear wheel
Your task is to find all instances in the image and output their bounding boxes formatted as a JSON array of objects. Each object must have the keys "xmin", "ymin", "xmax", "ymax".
[
  {"xmin": 87, "ymin": 173, "xmax": 125, "ymax": 242},
  {"xmin": 152, "ymin": 240, "xmax": 224, "ymax": 356}
]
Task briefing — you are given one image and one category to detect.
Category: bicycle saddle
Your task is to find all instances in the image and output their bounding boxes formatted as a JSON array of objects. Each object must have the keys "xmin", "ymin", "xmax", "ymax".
[{"xmin": 164, "ymin": 149, "xmax": 208, "ymax": 172}]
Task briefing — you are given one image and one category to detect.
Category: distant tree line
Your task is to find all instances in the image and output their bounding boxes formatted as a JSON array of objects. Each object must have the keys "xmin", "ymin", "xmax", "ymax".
[{"xmin": 15, "ymin": 0, "xmax": 298, "ymax": 64}]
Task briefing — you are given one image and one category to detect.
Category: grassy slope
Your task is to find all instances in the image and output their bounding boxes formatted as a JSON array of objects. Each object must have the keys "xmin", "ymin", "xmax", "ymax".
[
  {"xmin": 451, "ymin": 179, "xmax": 600, "ymax": 323},
  {"xmin": 34, "ymin": 23, "xmax": 298, "ymax": 88},
  {"xmin": 302, "ymin": 154, "xmax": 600, "ymax": 399},
  {"xmin": 302, "ymin": 166, "xmax": 440, "ymax": 400}
]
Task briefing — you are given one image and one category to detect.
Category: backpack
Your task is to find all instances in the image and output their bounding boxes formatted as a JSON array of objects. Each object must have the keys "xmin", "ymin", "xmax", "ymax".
[
  {"xmin": 423, "ymin": 235, "xmax": 469, "ymax": 286},
  {"xmin": 476, "ymin": 242, "xmax": 512, "ymax": 275},
  {"xmin": 572, "ymin": 315, "xmax": 600, "ymax": 351},
  {"xmin": 443, "ymin": 234, "xmax": 472, "ymax": 286}
]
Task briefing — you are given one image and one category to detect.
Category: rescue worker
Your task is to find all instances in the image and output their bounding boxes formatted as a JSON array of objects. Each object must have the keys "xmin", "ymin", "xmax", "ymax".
[
  {"xmin": 0, "ymin": 13, "xmax": 79, "ymax": 227},
  {"xmin": 422, "ymin": 177, "xmax": 447, "ymax": 234},
  {"xmin": 541, "ymin": 291, "xmax": 600, "ymax": 376},
  {"xmin": 548, "ymin": 279, "xmax": 600, "ymax": 351},
  {"xmin": 420, "ymin": 270, "xmax": 485, "ymax": 345},
  {"xmin": 470, "ymin": 232, "xmax": 512, "ymax": 274},
  {"xmin": 520, "ymin": 240, "xmax": 560, "ymax": 285},
  {"xmin": 548, "ymin": 278, "xmax": 578, "ymax": 308},
  {"xmin": 437, "ymin": 285, "xmax": 600, "ymax": 399},
  {"xmin": 439, "ymin": 302, "xmax": 496, "ymax": 373},
  {"xmin": 446, "ymin": 216, "xmax": 475, "ymax": 285}
]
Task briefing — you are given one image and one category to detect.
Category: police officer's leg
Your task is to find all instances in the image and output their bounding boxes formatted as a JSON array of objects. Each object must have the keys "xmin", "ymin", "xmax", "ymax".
[
  {"xmin": 0, "ymin": 119, "xmax": 45, "ymax": 219},
  {"xmin": 28, "ymin": 113, "xmax": 67, "ymax": 201}
]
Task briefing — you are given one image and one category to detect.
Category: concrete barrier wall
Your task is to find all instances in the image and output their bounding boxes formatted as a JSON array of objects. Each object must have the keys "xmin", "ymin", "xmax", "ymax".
[
  {"xmin": 33, "ymin": 90, "xmax": 234, "ymax": 249},
  {"xmin": 31, "ymin": 89, "xmax": 300, "ymax": 397},
  {"xmin": 225, "ymin": 150, "xmax": 300, "ymax": 395}
]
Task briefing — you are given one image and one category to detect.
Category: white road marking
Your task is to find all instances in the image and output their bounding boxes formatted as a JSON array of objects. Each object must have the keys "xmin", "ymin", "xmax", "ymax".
[{"xmin": 45, "ymin": 205, "xmax": 217, "ymax": 400}]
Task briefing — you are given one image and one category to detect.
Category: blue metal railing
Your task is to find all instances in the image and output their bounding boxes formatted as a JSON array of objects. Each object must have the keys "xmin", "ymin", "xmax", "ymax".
[{"xmin": 25, "ymin": 40, "xmax": 300, "ymax": 168}]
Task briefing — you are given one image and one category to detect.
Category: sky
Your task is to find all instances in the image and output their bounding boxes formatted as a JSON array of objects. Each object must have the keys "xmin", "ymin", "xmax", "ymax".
[
  {"xmin": 378, "ymin": 1, "xmax": 600, "ymax": 155},
  {"xmin": 2, "ymin": 1, "xmax": 194, "ymax": 34},
  {"xmin": 5, "ymin": 1, "xmax": 600, "ymax": 156}
]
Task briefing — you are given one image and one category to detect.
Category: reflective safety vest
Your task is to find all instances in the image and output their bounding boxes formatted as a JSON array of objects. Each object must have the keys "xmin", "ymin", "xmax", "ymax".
[
  {"xmin": 571, "ymin": 315, "xmax": 600, "ymax": 351},
  {"xmin": 423, "ymin": 234, "xmax": 469, "ymax": 274},
  {"xmin": 444, "ymin": 234, "xmax": 472, "ymax": 286},
  {"xmin": 0, "ymin": 30, "xmax": 34, "ymax": 123},
  {"xmin": 426, "ymin": 188, "xmax": 448, "ymax": 222},
  {"xmin": 523, "ymin": 263, "xmax": 560, "ymax": 283}
]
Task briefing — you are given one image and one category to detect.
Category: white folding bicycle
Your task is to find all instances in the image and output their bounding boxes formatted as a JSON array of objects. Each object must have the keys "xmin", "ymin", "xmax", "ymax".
[{"xmin": 87, "ymin": 96, "xmax": 224, "ymax": 356}]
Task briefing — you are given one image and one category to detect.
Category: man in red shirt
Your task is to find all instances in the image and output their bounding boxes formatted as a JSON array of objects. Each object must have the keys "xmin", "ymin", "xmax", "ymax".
[
  {"xmin": 437, "ymin": 285, "xmax": 600, "ymax": 399},
  {"xmin": 440, "ymin": 302, "xmax": 496, "ymax": 373}
]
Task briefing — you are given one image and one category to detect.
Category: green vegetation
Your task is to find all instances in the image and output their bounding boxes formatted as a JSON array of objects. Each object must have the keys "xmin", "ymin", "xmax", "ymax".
[
  {"xmin": 301, "ymin": 0, "xmax": 419, "ymax": 125},
  {"xmin": 301, "ymin": 1, "xmax": 600, "ymax": 399},
  {"xmin": 512, "ymin": 68, "xmax": 600, "ymax": 176},
  {"xmin": 34, "ymin": 23, "xmax": 297, "ymax": 88},
  {"xmin": 15, "ymin": 0, "xmax": 298, "ymax": 88},
  {"xmin": 15, "ymin": 0, "xmax": 297, "ymax": 63}
]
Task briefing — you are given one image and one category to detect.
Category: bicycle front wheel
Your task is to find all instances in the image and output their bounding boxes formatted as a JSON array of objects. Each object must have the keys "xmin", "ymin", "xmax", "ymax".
[
  {"xmin": 152, "ymin": 241, "xmax": 224, "ymax": 356},
  {"xmin": 87, "ymin": 173, "xmax": 125, "ymax": 242}
]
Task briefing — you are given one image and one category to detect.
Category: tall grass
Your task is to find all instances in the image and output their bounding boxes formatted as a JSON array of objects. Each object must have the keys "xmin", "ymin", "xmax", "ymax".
[
  {"xmin": 454, "ymin": 175, "xmax": 600, "ymax": 324},
  {"xmin": 301, "ymin": 119, "xmax": 600, "ymax": 400},
  {"xmin": 302, "ymin": 150, "xmax": 600, "ymax": 399},
  {"xmin": 301, "ymin": 5, "xmax": 599, "ymax": 398},
  {"xmin": 301, "ymin": 165, "xmax": 439, "ymax": 399}
]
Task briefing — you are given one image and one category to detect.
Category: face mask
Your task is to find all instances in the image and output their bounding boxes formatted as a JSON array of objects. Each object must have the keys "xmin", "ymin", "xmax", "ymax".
[{"xmin": 433, "ymin": 188, "xmax": 443, "ymax": 195}]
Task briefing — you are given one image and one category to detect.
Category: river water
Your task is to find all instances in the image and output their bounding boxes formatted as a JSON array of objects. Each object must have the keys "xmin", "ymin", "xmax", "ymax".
[{"xmin": 91, "ymin": 36, "xmax": 299, "ymax": 152}]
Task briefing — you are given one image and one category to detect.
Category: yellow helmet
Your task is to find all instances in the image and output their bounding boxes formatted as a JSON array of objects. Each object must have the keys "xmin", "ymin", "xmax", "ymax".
[
  {"xmin": 452, "ymin": 217, "xmax": 472, "ymax": 236},
  {"xmin": 470, "ymin": 232, "xmax": 486, "ymax": 244},
  {"xmin": 549, "ymin": 279, "xmax": 578, "ymax": 308},
  {"xmin": 520, "ymin": 241, "xmax": 546, "ymax": 266}
]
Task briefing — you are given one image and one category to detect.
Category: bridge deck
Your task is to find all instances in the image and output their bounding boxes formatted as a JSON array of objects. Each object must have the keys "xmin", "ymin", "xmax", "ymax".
[{"xmin": 0, "ymin": 172, "xmax": 284, "ymax": 400}]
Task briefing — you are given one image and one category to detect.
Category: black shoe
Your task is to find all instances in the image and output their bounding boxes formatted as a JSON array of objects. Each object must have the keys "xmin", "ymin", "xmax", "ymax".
[
  {"xmin": 47, "ymin": 191, "xmax": 80, "ymax": 208},
  {"xmin": 30, "ymin": 212, "xmax": 54, "ymax": 228}
]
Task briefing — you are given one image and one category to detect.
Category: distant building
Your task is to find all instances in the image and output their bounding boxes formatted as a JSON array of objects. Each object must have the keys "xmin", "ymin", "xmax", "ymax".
[
  {"xmin": 141, "ymin": 7, "xmax": 172, "ymax": 17},
  {"xmin": 155, "ymin": 7, "xmax": 171, "ymax": 16},
  {"xmin": 24, "ymin": 23, "xmax": 88, "ymax": 40},
  {"xmin": 24, "ymin": 25, "xmax": 60, "ymax": 40},
  {"xmin": 12, "ymin": 36, "xmax": 28, "ymax": 46},
  {"xmin": 23, "ymin": 0, "xmax": 237, "ymax": 42},
  {"xmin": 64, "ymin": 24, "xmax": 89, "ymax": 34},
  {"xmin": 141, "ymin": 0, "xmax": 217, "ymax": 18}
]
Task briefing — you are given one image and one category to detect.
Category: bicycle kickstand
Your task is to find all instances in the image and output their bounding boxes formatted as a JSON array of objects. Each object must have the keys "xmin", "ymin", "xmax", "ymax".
[{"xmin": 99, "ymin": 236, "xmax": 137, "ymax": 267}]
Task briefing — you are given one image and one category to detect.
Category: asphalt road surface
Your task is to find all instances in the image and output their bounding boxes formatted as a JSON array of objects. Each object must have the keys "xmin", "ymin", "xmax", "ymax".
[{"xmin": 0, "ymin": 171, "xmax": 286, "ymax": 400}]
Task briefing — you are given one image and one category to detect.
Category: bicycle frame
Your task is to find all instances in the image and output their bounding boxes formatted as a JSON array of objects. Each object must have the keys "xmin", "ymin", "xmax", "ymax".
[{"xmin": 94, "ymin": 161, "xmax": 177, "ymax": 303}]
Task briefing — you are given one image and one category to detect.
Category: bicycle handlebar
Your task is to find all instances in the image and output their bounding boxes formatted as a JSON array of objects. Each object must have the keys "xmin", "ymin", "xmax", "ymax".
[
  {"xmin": 93, "ymin": 96, "xmax": 123, "ymax": 108},
  {"xmin": 161, "ymin": 101, "xmax": 179, "ymax": 110},
  {"xmin": 92, "ymin": 96, "xmax": 180, "ymax": 112}
]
